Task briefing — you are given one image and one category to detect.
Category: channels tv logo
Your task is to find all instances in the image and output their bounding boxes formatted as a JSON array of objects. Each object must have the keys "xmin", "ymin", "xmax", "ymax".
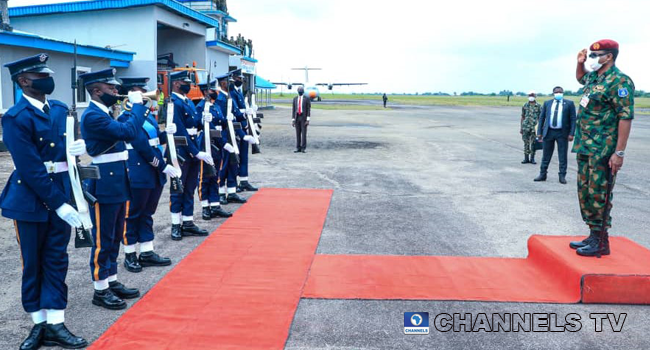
[{"xmin": 404, "ymin": 312, "xmax": 430, "ymax": 334}]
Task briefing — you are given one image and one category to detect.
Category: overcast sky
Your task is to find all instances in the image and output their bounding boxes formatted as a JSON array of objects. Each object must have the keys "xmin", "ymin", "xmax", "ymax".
[{"xmin": 12, "ymin": 0, "xmax": 650, "ymax": 94}]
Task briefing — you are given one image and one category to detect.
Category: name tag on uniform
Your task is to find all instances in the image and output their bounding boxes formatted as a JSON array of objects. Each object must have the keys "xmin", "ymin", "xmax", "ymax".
[{"xmin": 580, "ymin": 95, "xmax": 590, "ymax": 108}]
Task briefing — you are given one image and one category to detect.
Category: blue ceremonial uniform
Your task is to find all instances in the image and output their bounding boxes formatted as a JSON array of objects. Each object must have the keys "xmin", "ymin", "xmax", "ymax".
[
  {"xmin": 118, "ymin": 109, "xmax": 167, "ymax": 246},
  {"xmin": 229, "ymin": 85, "xmax": 250, "ymax": 178},
  {"xmin": 0, "ymin": 96, "xmax": 72, "ymax": 313},
  {"xmin": 81, "ymin": 101, "xmax": 146, "ymax": 282},
  {"xmin": 216, "ymin": 92, "xmax": 240, "ymax": 191},
  {"xmin": 196, "ymin": 99, "xmax": 225, "ymax": 204}
]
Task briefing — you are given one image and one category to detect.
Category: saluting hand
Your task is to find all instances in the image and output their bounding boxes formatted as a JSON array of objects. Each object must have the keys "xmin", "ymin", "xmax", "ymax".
[
  {"xmin": 577, "ymin": 49, "xmax": 588, "ymax": 64},
  {"xmin": 609, "ymin": 153, "xmax": 623, "ymax": 175}
]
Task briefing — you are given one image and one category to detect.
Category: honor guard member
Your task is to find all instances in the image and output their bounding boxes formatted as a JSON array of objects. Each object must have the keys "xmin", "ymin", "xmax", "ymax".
[
  {"xmin": 570, "ymin": 39, "xmax": 634, "ymax": 257},
  {"xmin": 196, "ymin": 80, "xmax": 232, "ymax": 220},
  {"xmin": 520, "ymin": 91, "xmax": 540, "ymax": 164},
  {"xmin": 117, "ymin": 77, "xmax": 180, "ymax": 272},
  {"xmin": 80, "ymin": 69, "xmax": 145, "ymax": 310},
  {"xmin": 169, "ymin": 70, "xmax": 213, "ymax": 240},
  {"xmin": 215, "ymin": 73, "xmax": 247, "ymax": 204},
  {"xmin": 1, "ymin": 54, "xmax": 88, "ymax": 349},
  {"xmin": 229, "ymin": 69, "xmax": 259, "ymax": 192}
]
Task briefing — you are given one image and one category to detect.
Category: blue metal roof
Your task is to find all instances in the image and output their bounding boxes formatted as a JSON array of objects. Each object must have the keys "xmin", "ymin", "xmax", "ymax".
[
  {"xmin": 206, "ymin": 40, "xmax": 241, "ymax": 55},
  {"xmin": 255, "ymin": 76, "xmax": 276, "ymax": 90},
  {"xmin": 0, "ymin": 30, "xmax": 135, "ymax": 62},
  {"xmin": 9, "ymin": 0, "xmax": 221, "ymax": 28},
  {"xmin": 242, "ymin": 56, "xmax": 258, "ymax": 63}
]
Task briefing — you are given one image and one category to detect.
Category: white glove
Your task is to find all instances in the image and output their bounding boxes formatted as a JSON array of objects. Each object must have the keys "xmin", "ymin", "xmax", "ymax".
[
  {"xmin": 127, "ymin": 91, "xmax": 143, "ymax": 105},
  {"xmin": 246, "ymin": 108, "xmax": 254, "ymax": 115},
  {"xmin": 202, "ymin": 112, "xmax": 213, "ymax": 124},
  {"xmin": 165, "ymin": 123, "xmax": 177, "ymax": 134},
  {"xmin": 55, "ymin": 203, "xmax": 82, "ymax": 228},
  {"xmin": 163, "ymin": 165, "xmax": 182, "ymax": 178},
  {"xmin": 68, "ymin": 139, "xmax": 87, "ymax": 156},
  {"xmin": 196, "ymin": 151, "xmax": 214, "ymax": 166},
  {"xmin": 226, "ymin": 114, "xmax": 234, "ymax": 121},
  {"xmin": 243, "ymin": 135, "xmax": 256, "ymax": 144},
  {"xmin": 223, "ymin": 143, "xmax": 235, "ymax": 153}
]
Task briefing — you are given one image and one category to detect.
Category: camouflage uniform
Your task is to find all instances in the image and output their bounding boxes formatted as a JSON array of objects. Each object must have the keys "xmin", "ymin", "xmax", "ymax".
[
  {"xmin": 521, "ymin": 102, "xmax": 541, "ymax": 155},
  {"xmin": 572, "ymin": 66, "xmax": 634, "ymax": 229}
]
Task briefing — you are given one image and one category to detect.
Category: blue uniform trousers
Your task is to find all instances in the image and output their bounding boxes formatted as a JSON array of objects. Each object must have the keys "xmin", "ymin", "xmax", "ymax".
[
  {"xmin": 170, "ymin": 158, "xmax": 200, "ymax": 216},
  {"xmin": 199, "ymin": 141, "xmax": 223, "ymax": 203},
  {"xmin": 238, "ymin": 139, "xmax": 249, "ymax": 178},
  {"xmin": 123, "ymin": 185, "xmax": 163, "ymax": 245},
  {"xmin": 219, "ymin": 150, "xmax": 238, "ymax": 189},
  {"xmin": 14, "ymin": 212, "xmax": 70, "ymax": 312},
  {"xmin": 89, "ymin": 203, "xmax": 126, "ymax": 281}
]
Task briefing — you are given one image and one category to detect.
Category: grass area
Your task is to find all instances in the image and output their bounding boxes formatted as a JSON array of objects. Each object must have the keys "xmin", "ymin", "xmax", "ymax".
[
  {"xmin": 271, "ymin": 93, "xmax": 650, "ymax": 109},
  {"xmin": 274, "ymin": 102, "xmax": 385, "ymax": 111}
]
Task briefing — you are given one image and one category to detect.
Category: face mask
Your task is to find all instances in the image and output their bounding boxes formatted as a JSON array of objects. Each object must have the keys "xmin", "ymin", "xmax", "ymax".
[
  {"xmin": 30, "ymin": 76, "xmax": 55, "ymax": 95},
  {"xmin": 528, "ymin": 96, "xmax": 535, "ymax": 102},
  {"xmin": 234, "ymin": 80, "xmax": 243, "ymax": 88},
  {"xmin": 209, "ymin": 92, "xmax": 218, "ymax": 100},
  {"xmin": 99, "ymin": 92, "xmax": 120, "ymax": 107},
  {"xmin": 587, "ymin": 57, "xmax": 603, "ymax": 71},
  {"xmin": 179, "ymin": 84, "xmax": 191, "ymax": 94},
  {"xmin": 298, "ymin": 91, "xmax": 304, "ymax": 96},
  {"xmin": 554, "ymin": 93, "xmax": 563, "ymax": 100}
]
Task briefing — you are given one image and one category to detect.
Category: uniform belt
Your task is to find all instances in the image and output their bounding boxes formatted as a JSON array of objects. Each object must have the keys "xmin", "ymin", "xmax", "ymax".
[
  {"xmin": 91, "ymin": 150, "xmax": 129, "ymax": 164},
  {"xmin": 187, "ymin": 128, "xmax": 198, "ymax": 135},
  {"xmin": 43, "ymin": 161, "xmax": 68, "ymax": 174},
  {"xmin": 125, "ymin": 138, "xmax": 160, "ymax": 150}
]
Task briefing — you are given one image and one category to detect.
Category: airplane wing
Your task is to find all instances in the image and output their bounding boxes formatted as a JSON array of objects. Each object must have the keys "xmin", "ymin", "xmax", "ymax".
[
  {"xmin": 272, "ymin": 82, "xmax": 304, "ymax": 86},
  {"xmin": 315, "ymin": 83, "xmax": 368, "ymax": 86}
]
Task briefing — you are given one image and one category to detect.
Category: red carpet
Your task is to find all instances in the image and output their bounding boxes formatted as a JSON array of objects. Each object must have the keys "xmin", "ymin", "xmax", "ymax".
[
  {"xmin": 90, "ymin": 188, "xmax": 333, "ymax": 350},
  {"xmin": 303, "ymin": 235, "xmax": 650, "ymax": 304}
]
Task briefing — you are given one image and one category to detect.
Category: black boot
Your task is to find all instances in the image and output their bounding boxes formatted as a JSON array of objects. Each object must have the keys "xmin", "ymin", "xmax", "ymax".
[
  {"xmin": 227, "ymin": 193, "xmax": 247, "ymax": 203},
  {"xmin": 576, "ymin": 233, "xmax": 610, "ymax": 257},
  {"xmin": 294, "ymin": 148, "xmax": 302, "ymax": 153},
  {"xmin": 219, "ymin": 194, "xmax": 228, "ymax": 205},
  {"xmin": 211, "ymin": 206, "xmax": 232, "ymax": 218},
  {"xmin": 559, "ymin": 174, "xmax": 567, "ymax": 184},
  {"xmin": 139, "ymin": 251, "xmax": 172, "ymax": 267},
  {"xmin": 569, "ymin": 229, "xmax": 599, "ymax": 249},
  {"xmin": 521, "ymin": 154, "xmax": 530, "ymax": 164},
  {"xmin": 530, "ymin": 153, "xmax": 537, "ymax": 164},
  {"xmin": 171, "ymin": 224, "xmax": 182, "ymax": 241},
  {"xmin": 20, "ymin": 322, "xmax": 45, "ymax": 350},
  {"xmin": 123, "ymin": 252, "xmax": 142, "ymax": 273},
  {"xmin": 92, "ymin": 288, "xmax": 126, "ymax": 310},
  {"xmin": 202, "ymin": 207, "xmax": 212, "ymax": 220},
  {"xmin": 182, "ymin": 221, "xmax": 209, "ymax": 236},
  {"xmin": 239, "ymin": 181, "xmax": 258, "ymax": 192},
  {"xmin": 109, "ymin": 281, "xmax": 140, "ymax": 299},
  {"xmin": 534, "ymin": 173, "xmax": 547, "ymax": 182},
  {"xmin": 43, "ymin": 323, "xmax": 87, "ymax": 349}
]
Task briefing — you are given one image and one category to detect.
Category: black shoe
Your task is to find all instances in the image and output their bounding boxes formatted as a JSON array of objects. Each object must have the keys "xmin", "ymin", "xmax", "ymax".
[
  {"xmin": 569, "ymin": 230, "xmax": 599, "ymax": 249},
  {"xmin": 559, "ymin": 175, "xmax": 567, "ymax": 184},
  {"xmin": 301, "ymin": 149, "xmax": 307, "ymax": 153},
  {"xmin": 534, "ymin": 173, "xmax": 547, "ymax": 182},
  {"xmin": 211, "ymin": 206, "xmax": 232, "ymax": 218},
  {"xmin": 530, "ymin": 154, "xmax": 536, "ymax": 164},
  {"xmin": 43, "ymin": 323, "xmax": 87, "ymax": 349},
  {"xmin": 123, "ymin": 252, "xmax": 142, "ymax": 273},
  {"xmin": 182, "ymin": 221, "xmax": 209, "ymax": 236},
  {"xmin": 20, "ymin": 322, "xmax": 45, "ymax": 350},
  {"xmin": 294, "ymin": 148, "xmax": 302, "ymax": 153},
  {"xmin": 521, "ymin": 155, "xmax": 530, "ymax": 164},
  {"xmin": 202, "ymin": 207, "xmax": 212, "ymax": 221},
  {"xmin": 219, "ymin": 194, "xmax": 228, "ymax": 205},
  {"xmin": 227, "ymin": 193, "xmax": 247, "ymax": 203},
  {"xmin": 171, "ymin": 224, "xmax": 182, "ymax": 241},
  {"xmin": 576, "ymin": 235, "xmax": 610, "ymax": 257},
  {"xmin": 139, "ymin": 251, "xmax": 172, "ymax": 267},
  {"xmin": 109, "ymin": 281, "xmax": 140, "ymax": 299},
  {"xmin": 239, "ymin": 181, "xmax": 258, "ymax": 192},
  {"xmin": 92, "ymin": 289, "xmax": 126, "ymax": 310}
]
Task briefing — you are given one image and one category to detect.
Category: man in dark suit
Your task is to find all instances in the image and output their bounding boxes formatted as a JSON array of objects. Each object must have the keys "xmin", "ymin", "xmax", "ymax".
[
  {"xmin": 534, "ymin": 86, "xmax": 577, "ymax": 184},
  {"xmin": 292, "ymin": 86, "xmax": 311, "ymax": 153}
]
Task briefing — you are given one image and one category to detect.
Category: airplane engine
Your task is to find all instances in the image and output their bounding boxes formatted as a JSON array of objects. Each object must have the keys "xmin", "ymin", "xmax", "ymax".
[
  {"xmin": 328, "ymin": 84, "xmax": 333, "ymax": 90},
  {"xmin": 287, "ymin": 84, "xmax": 293, "ymax": 90}
]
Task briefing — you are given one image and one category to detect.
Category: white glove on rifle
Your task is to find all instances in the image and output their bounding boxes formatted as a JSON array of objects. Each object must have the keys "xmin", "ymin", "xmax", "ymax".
[
  {"xmin": 202, "ymin": 113, "xmax": 213, "ymax": 124},
  {"xmin": 165, "ymin": 123, "xmax": 177, "ymax": 134},
  {"xmin": 163, "ymin": 165, "xmax": 182, "ymax": 178},
  {"xmin": 55, "ymin": 203, "xmax": 82, "ymax": 228},
  {"xmin": 196, "ymin": 151, "xmax": 214, "ymax": 166},
  {"xmin": 226, "ymin": 114, "xmax": 234, "ymax": 121},
  {"xmin": 223, "ymin": 143, "xmax": 235, "ymax": 153},
  {"xmin": 68, "ymin": 139, "xmax": 87, "ymax": 156},
  {"xmin": 243, "ymin": 135, "xmax": 256, "ymax": 144},
  {"xmin": 245, "ymin": 108, "xmax": 254, "ymax": 115},
  {"xmin": 127, "ymin": 91, "xmax": 143, "ymax": 105}
]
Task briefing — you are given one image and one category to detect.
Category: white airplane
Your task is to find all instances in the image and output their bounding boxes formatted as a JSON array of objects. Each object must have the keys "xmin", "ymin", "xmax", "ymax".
[{"xmin": 272, "ymin": 67, "xmax": 367, "ymax": 101}]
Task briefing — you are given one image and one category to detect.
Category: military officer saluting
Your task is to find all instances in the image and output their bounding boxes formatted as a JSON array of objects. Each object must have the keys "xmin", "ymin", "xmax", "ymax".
[
  {"xmin": 196, "ymin": 80, "xmax": 232, "ymax": 220},
  {"xmin": 228, "ymin": 69, "xmax": 259, "ymax": 192},
  {"xmin": 1, "ymin": 54, "xmax": 87, "ymax": 349},
  {"xmin": 79, "ymin": 69, "xmax": 145, "ymax": 309},
  {"xmin": 117, "ymin": 77, "xmax": 180, "ymax": 272},
  {"xmin": 569, "ymin": 39, "xmax": 634, "ymax": 256},
  {"xmin": 169, "ymin": 71, "xmax": 213, "ymax": 240}
]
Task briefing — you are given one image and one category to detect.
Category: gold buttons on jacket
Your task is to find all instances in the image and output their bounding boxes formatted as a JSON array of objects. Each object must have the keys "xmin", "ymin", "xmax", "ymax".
[{"xmin": 50, "ymin": 143, "xmax": 55, "ymax": 148}]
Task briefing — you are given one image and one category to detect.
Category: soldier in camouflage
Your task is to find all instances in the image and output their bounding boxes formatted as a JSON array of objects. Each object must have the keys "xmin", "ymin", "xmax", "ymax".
[
  {"xmin": 520, "ymin": 91, "xmax": 541, "ymax": 164},
  {"xmin": 569, "ymin": 39, "xmax": 634, "ymax": 257}
]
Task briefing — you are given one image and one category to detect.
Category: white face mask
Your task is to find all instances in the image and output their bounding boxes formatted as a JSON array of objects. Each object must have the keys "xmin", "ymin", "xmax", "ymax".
[
  {"xmin": 587, "ymin": 57, "xmax": 603, "ymax": 71},
  {"xmin": 528, "ymin": 96, "xmax": 536, "ymax": 102}
]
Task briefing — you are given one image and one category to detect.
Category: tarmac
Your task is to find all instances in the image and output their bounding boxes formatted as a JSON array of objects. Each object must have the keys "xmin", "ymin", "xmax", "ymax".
[{"xmin": 0, "ymin": 100, "xmax": 649, "ymax": 349}]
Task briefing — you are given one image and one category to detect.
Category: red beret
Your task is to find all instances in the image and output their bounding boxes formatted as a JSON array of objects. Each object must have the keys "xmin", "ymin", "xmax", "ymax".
[{"xmin": 590, "ymin": 39, "xmax": 619, "ymax": 51}]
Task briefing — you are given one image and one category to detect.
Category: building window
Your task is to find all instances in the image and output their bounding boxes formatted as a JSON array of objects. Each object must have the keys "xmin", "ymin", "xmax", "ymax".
[{"xmin": 76, "ymin": 66, "xmax": 91, "ymax": 107}]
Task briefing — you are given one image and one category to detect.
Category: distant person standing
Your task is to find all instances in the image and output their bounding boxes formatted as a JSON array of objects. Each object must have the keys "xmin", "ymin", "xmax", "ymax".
[
  {"xmin": 534, "ymin": 86, "xmax": 576, "ymax": 184},
  {"xmin": 520, "ymin": 91, "xmax": 541, "ymax": 164},
  {"xmin": 292, "ymin": 86, "xmax": 311, "ymax": 153},
  {"xmin": 382, "ymin": 93, "xmax": 388, "ymax": 108}
]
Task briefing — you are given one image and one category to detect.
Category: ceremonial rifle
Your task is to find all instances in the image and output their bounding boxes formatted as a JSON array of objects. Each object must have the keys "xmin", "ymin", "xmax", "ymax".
[
  {"xmin": 244, "ymin": 93, "xmax": 261, "ymax": 154},
  {"xmin": 201, "ymin": 62, "xmax": 217, "ymax": 177}
]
